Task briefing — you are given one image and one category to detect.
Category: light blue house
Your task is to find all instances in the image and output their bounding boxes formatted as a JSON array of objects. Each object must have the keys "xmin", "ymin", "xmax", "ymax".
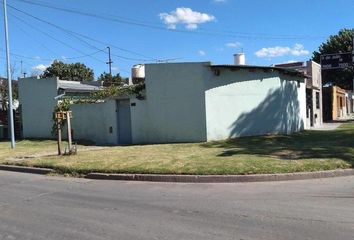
[{"xmin": 18, "ymin": 62, "xmax": 306, "ymax": 145}]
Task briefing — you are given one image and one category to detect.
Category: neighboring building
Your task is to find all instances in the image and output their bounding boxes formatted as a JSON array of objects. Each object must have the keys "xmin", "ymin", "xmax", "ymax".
[
  {"xmin": 18, "ymin": 77, "xmax": 101, "ymax": 139},
  {"xmin": 274, "ymin": 61, "xmax": 322, "ymax": 128},
  {"xmin": 19, "ymin": 62, "xmax": 307, "ymax": 145},
  {"xmin": 322, "ymin": 86, "xmax": 354, "ymax": 121}
]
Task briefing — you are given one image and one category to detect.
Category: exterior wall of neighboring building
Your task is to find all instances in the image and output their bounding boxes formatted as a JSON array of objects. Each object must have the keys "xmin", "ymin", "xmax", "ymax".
[
  {"xmin": 130, "ymin": 62, "xmax": 208, "ymax": 144},
  {"xmin": 70, "ymin": 100, "xmax": 118, "ymax": 145},
  {"xmin": 18, "ymin": 77, "xmax": 58, "ymax": 138},
  {"xmin": 332, "ymin": 86, "xmax": 347, "ymax": 119},
  {"xmin": 307, "ymin": 61, "xmax": 323, "ymax": 127},
  {"xmin": 322, "ymin": 86, "xmax": 351, "ymax": 121},
  {"xmin": 204, "ymin": 68, "xmax": 306, "ymax": 140},
  {"xmin": 274, "ymin": 61, "xmax": 322, "ymax": 128}
]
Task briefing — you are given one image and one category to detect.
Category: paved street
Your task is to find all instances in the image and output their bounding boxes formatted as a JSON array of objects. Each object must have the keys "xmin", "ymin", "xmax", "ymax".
[{"xmin": 0, "ymin": 171, "xmax": 353, "ymax": 240}]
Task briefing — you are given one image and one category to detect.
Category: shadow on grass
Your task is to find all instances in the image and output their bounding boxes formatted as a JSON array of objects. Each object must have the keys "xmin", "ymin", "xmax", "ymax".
[{"xmin": 201, "ymin": 124, "xmax": 354, "ymax": 167}]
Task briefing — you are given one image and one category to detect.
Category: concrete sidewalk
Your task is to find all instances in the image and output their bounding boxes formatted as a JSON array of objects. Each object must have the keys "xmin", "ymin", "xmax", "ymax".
[{"xmin": 310, "ymin": 122, "xmax": 342, "ymax": 131}]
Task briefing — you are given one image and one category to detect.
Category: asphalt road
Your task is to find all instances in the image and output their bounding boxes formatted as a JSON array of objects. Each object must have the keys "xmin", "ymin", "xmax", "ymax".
[{"xmin": 0, "ymin": 171, "xmax": 353, "ymax": 240}]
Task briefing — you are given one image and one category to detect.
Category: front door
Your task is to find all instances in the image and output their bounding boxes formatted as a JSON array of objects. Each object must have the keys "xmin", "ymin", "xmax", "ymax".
[
  {"xmin": 306, "ymin": 89, "xmax": 313, "ymax": 126},
  {"xmin": 117, "ymin": 100, "xmax": 132, "ymax": 145}
]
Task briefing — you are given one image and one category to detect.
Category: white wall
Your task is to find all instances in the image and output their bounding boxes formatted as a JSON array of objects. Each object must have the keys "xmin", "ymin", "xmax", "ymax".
[
  {"xmin": 70, "ymin": 100, "xmax": 118, "ymax": 145},
  {"xmin": 205, "ymin": 68, "xmax": 305, "ymax": 140},
  {"xmin": 18, "ymin": 77, "xmax": 58, "ymax": 139}
]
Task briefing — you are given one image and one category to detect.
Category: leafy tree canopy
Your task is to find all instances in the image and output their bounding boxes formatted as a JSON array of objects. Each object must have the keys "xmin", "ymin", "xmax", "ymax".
[
  {"xmin": 312, "ymin": 28, "xmax": 354, "ymax": 90},
  {"xmin": 0, "ymin": 80, "xmax": 18, "ymax": 110},
  {"xmin": 42, "ymin": 60, "xmax": 94, "ymax": 81},
  {"xmin": 97, "ymin": 72, "xmax": 128, "ymax": 87}
]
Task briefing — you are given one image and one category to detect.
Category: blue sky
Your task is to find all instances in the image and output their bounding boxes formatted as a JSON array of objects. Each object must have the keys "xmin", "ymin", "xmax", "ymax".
[{"xmin": 0, "ymin": 0, "xmax": 353, "ymax": 79}]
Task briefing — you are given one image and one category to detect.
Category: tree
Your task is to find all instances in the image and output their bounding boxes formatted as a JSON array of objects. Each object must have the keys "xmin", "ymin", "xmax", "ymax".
[
  {"xmin": 42, "ymin": 60, "xmax": 94, "ymax": 81},
  {"xmin": 0, "ymin": 80, "xmax": 18, "ymax": 110},
  {"xmin": 97, "ymin": 72, "xmax": 128, "ymax": 87},
  {"xmin": 312, "ymin": 28, "xmax": 354, "ymax": 90}
]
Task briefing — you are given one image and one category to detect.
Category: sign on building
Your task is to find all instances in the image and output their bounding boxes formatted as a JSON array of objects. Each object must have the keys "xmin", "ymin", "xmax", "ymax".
[{"xmin": 320, "ymin": 52, "xmax": 353, "ymax": 70}]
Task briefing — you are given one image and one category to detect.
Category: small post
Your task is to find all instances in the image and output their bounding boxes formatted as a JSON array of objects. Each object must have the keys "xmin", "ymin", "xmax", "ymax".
[
  {"xmin": 66, "ymin": 111, "xmax": 72, "ymax": 153},
  {"xmin": 57, "ymin": 118, "xmax": 62, "ymax": 155}
]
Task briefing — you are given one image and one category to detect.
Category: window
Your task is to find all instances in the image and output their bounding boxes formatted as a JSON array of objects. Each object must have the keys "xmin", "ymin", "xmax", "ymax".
[{"xmin": 316, "ymin": 92, "xmax": 320, "ymax": 109}]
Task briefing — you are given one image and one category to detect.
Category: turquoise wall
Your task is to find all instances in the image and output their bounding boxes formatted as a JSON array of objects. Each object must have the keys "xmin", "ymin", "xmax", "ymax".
[
  {"xmin": 70, "ymin": 100, "xmax": 118, "ymax": 145},
  {"xmin": 18, "ymin": 77, "xmax": 58, "ymax": 139}
]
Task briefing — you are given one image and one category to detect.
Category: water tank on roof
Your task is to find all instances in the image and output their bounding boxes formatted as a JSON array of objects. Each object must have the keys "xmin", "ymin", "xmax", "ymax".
[
  {"xmin": 131, "ymin": 64, "xmax": 145, "ymax": 84},
  {"xmin": 234, "ymin": 53, "xmax": 246, "ymax": 65}
]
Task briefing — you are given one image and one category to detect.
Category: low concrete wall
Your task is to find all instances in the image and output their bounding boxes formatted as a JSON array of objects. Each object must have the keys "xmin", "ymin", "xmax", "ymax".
[{"xmin": 70, "ymin": 100, "xmax": 117, "ymax": 145}]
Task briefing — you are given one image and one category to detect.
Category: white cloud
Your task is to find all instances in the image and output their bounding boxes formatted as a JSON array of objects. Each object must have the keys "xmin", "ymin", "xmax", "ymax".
[
  {"xmin": 213, "ymin": 0, "xmax": 226, "ymax": 3},
  {"xmin": 159, "ymin": 7, "xmax": 215, "ymax": 30},
  {"xmin": 198, "ymin": 50, "xmax": 206, "ymax": 56},
  {"xmin": 255, "ymin": 44, "xmax": 309, "ymax": 58},
  {"xmin": 291, "ymin": 43, "xmax": 310, "ymax": 56},
  {"xmin": 225, "ymin": 42, "xmax": 242, "ymax": 48},
  {"xmin": 32, "ymin": 64, "xmax": 48, "ymax": 72}
]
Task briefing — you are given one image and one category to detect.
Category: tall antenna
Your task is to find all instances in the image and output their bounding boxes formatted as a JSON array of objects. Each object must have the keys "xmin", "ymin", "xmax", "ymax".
[{"xmin": 20, "ymin": 60, "xmax": 23, "ymax": 77}]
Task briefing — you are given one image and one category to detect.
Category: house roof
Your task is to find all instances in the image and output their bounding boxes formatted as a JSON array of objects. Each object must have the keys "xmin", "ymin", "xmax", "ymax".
[
  {"xmin": 58, "ymin": 80, "xmax": 101, "ymax": 93},
  {"xmin": 210, "ymin": 65, "xmax": 308, "ymax": 78}
]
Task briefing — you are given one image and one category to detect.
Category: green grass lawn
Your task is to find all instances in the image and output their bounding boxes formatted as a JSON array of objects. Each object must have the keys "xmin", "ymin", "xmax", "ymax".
[{"xmin": 1, "ymin": 123, "xmax": 354, "ymax": 175}]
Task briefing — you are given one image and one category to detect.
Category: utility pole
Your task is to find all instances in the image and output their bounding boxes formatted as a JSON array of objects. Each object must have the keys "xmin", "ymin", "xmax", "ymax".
[
  {"xmin": 20, "ymin": 60, "xmax": 23, "ymax": 78},
  {"xmin": 106, "ymin": 46, "xmax": 113, "ymax": 75},
  {"xmin": 3, "ymin": 0, "xmax": 15, "ymax": 148}
]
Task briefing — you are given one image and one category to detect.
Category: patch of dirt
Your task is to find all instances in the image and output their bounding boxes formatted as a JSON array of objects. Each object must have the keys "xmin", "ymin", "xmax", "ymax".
[
  {"xmin": 271, "ymin": 150, "xmax": 303, "ymax": 160},
  {"xmin": 5, "ymin": 146, "xmax": 110, "ymax": 162}
]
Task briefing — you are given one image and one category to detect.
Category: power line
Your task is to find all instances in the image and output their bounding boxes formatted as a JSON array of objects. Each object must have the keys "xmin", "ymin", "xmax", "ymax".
[
  {"xmin": 8, "ymin": 5, "xmax": 159, "ymax": 62},
  {"xmin": 8, "ymin": 11, "xmax": 107, "ymax": 64},
  {"xmin": 9, "ymin": 14, "xmax": 61, "ymax": 57},
  {"xmin": 13, "ymin": 0, "xmax": 327, "ymax": 40},
  {"xmin": 11, "ymin": 1, "xmax": 153, "ymax": 58}
]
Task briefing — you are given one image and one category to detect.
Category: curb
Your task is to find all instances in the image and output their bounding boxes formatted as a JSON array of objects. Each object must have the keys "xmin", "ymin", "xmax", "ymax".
[
  {"xmin": 1, "ymin": 164, "xmax": 354, "ymax": 182},
  {"xmin": 0, "ymin": 165, "xmax": 54, "ymax": 175},
  {"xmin": 85, "ymin": 169, "xmax": 354, "ymax": 183}
]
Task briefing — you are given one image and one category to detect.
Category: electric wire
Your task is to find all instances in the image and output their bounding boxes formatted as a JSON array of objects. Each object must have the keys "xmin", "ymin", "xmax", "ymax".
[
  {"xmin": 8, "ymin": 11, "xmax": 107, "ymax": 64},
  {"xmin": 8, "ymin": 4, "xmax": 159, "ymax": 62},
  {"xmin": 14, "ymin": 0, "xmax": 327, "ymax": 40}
]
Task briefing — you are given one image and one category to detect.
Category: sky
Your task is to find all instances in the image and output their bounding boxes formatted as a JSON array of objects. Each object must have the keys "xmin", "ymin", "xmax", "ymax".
[{"xmin": 0, "ymin": 0, "xmax": 353, "ymax": 79}]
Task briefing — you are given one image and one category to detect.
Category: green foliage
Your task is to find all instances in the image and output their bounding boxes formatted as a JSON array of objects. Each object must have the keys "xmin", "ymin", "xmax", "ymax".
[
  {"xmin": 97, "ymin": 72, "xmax": 128, "ymax": 87},
  {"xmin": 0, "ymin": 80, "xmax": 18, "ymax": 110},
  {"xmin": 51, "ymin": 99, "xmax": 72, "ymax": 136},
  {"xmin": 91, "ymin": 83, "xmax": 145, "ymax": 100},
  {"xmin": 312, "ymin": 28, "xmax": 354, "ymax": 89},
  {"xmin": 42, "ymin": 60, "xmax": 94, "ymax": 81}
]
